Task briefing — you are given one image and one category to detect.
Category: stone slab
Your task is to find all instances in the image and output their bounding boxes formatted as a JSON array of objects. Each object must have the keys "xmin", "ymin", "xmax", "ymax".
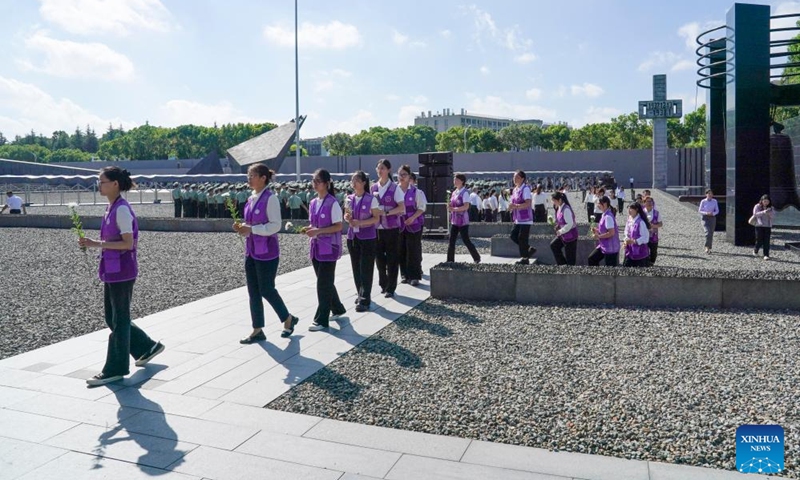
[
  {"xmin": 491, "ymin": 235, "xmax": 598, "ymax": 265},
  {"xmin": 0, "ymin": 436, "xmax": 68, "ymax": 480},
  {"xmin": 431, "ymin": 267, "xmax": 516, "ymax": 301},
  {"xmin": 387, "ymin": 454, "xmax": 569, "ymax": 480},
  {"xmin": 516, "ymin": 270, "xmax": 614, "ymax": 305},
  {"xmin": 616, "ymin": 276, "xmax": 723, "ymax": 309}
]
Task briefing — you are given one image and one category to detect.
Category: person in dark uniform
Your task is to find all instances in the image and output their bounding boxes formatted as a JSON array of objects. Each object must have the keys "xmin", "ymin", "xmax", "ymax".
[{"xmin": 171, "ymin": 182, "xmax": 182, "ymax": 218}]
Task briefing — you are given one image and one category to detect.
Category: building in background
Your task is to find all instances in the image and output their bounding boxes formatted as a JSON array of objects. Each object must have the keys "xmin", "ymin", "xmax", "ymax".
[
  {"xmin": 300, "ymin": 137, "xmax": 328, "ymax": 157},
  {"xmin": 414, "ymin": 108, "xmax": 556, "ymax": 133}
]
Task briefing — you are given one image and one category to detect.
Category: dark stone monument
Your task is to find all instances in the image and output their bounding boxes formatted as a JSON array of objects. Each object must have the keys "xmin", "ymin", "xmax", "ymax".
[{"xmin": 638, "ymin": 75, "xmax": 682, "ymax": 190}]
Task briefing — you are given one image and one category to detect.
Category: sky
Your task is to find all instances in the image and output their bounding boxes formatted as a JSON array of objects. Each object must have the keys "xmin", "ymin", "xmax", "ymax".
[{"xmin": 0, "ymin": 0, "xmax": 798, "ymax": 141}]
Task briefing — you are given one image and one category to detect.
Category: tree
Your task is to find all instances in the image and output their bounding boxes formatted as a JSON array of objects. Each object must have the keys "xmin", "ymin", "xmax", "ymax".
[
  {"xmin": 435, "ymin": 126, "xmax": 468, "ymax": 152},
  {"xmin": 51, "ymin": 130, "xmax": 70, "ymax": 150},
  {"xmin": 49, "ymin": 148, "xmax": 92, "ymax": 163},
  {"xmin": 540, "ymin": 124, "xmax": 572, "ymax": 151},
  {"xmin": 70, "ymin": 127, "xmax": 85, "ymax": 151},
  {"xmin": 668, "ymin": 104, "xmax": 706, "ymax": 148},
  {"xmin": 566, "ymin": 123, "xmax": 612, "ymax": 150},
  {"xmin": 471, "ymin": 128, "xmax": 503, "ymax": 152},
  {"xmin": 0, "ymin": 144, "xmax": 51, "ymax": 162},
  {"xmin": 607, "ymin": 113, "xmax": 652, "ymax": 150},
  {"xmin": 83, "ymin": 125, "xmax": 99, "ymax": 153},
  {"xmin": 0, "ymin": 131, "xmax": 6, "ymax": 146},
  {"xmin": 774, "ymin": 20, "xmax": 800, "ymax": 121}
]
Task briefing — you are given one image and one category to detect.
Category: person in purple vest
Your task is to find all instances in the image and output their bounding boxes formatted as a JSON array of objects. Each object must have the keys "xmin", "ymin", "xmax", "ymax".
[
  {"xmin": 79, "ymin": 167, "xmax": 164, "ymax": 387},
  {"xmin": 549, "ymin": 191, "xmax": 579, "ymax": 266},
  {"xmin": 588, "ymin": 196, "xmax": 620, "ymax": 266},
  {"xmin": 344, "ymin": 170, "xmax": 381, "ymax": 312},
  {"xmin": 397, "ymin": 165, "xmax": 427, "ymax": 286},
  {"xmin": 234, "ymin": 164, "xmax": 299, "ymax": 343},
  {"xmin": 307, "ymin": 169, "xmax": 347, "ymax": 331},
  {"xmin": 446, "ymin": 173, "xmax": 481, "ymax": 263},
  {"xmin": 371, "ymin": 159, "xmax": 406, "ymax": 298},
  {"xmin": 508, "ymin": 170, "xmax": 536, "ymax": 265},
  {"xmin": 623, "ymin": 202, "xmax": 651, "ymax": 267},
  {"xmin": 644, "ymin": 196, "xmax": 662, "ymax": 265}
]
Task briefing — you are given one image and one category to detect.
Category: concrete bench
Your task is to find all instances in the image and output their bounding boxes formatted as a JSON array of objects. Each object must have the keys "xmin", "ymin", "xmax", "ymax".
[
  {"xmin": 490, "ymin": 234, "xmax": 601, "ymax": 265},
  {"xmin": 430, "ymin": 263, "xmax": 800, "ymax": 311}
]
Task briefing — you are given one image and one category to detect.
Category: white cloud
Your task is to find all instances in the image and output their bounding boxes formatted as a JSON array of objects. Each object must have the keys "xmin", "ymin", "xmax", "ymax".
[
  {"xmin": 386, "ymin": 94, "xmax": 401, "ymax": 101},
  {"xmin": 467, "ymin": 94, "xmax": 557, "ymax": 121},
  {"xmin": 514, "ymin": 52, "xmax": 537, "ymax": 64},
  {"xmin": 397, "ymin": 105, "xmax": 424, "ymax": 128},
  {"xmin": 393, "ymin": 30, "xmax": 409, "ymax": 46},
  {"xmin": 330, "ymin": 109, "xmax": 376, "ymax": 134},
  {"xmin": 264, "ymin": 20, "xmax": 362, "ymax": 50},
  {"xmin": 0, "ymin": 75, "xmax": 131, "ymax": 138},
  {"xmin": 440, "ymin": 29, "xmax": 452, "ymax": 38},
  {"xmin": 38, "ymin": 0, "xmax": 173, "ymax": 36},
  {"xmin": 571, "ymin": 82, "xmax": 604, "ymax": 98},
  {"xmin": 671, "ymin": 59, "xmax": 695, "ymax": 72},
  {"xmin": 480, "ymin": 66, "xmax": 490, "ymax": 75},
  {"xmin": 411, "ymin": 95, "xmax": 428, "ymax": 104},
  {"xmin": 19, "ymin": 31, "xmax": 135, "ymax": 81},
  {"xmin": 331, "ymin": 68, "xmax": 352, "ymax": 78},
  {"xmin": 575, "ymin": 106, "xmax": 622, "ymax": 127},
  {"xmin": 314, "ymin": 80, "xmax": 335, "ymax": 93},
  {"xmin": 638, "ymin": 51, "xmax": 692, "ymax": 72},
  {"xmin": 677, "ymin": 20, "xmax": 723, "ymax": 50},
  {"xmin": 525, "ymin": 88, "xmax": 542, "ymax": 101},
  {"xmin": 157, "ymin": 99, "xmax": 265, "ymax": 127},
  {"xmin": 463, "ymin": 5, "xmax": 537, "ymax": 57},
  {"xmin": 555, "ymin": 85, "xmax": 568, "ymax": 98}
]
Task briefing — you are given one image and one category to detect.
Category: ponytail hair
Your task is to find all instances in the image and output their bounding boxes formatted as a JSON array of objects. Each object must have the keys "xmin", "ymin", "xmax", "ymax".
[
  {"xmin": 314, "ymin": 168, "xmax": 335, "ymax": 196},
  {"xmin": 399, "ymin": 164, "xmax": 412, "ymax": 176},
  {"xmin": 628, "ymin": 202, "xmax": 651, "ymax": 230},
  {"xmin": 248, "ymin": 163, "xmax": 274, "ymax": 183},
  {"xmin": 101, "ymin": 166, "xmax": 135, "ymax": 192},
  {"xmin": 377, "ymin": 158, "xmax": 392, "ymax": 171},
  {"xmin": 352, "ymin": 170, "xmax": 369, "ymax": 191},
  {"xmin": 598, "ymin": 195, "xmax": 616, "ymax": 216},
  {"xmin": 551, "ymin": 191, "xmax": 571, "ymax": 207}
]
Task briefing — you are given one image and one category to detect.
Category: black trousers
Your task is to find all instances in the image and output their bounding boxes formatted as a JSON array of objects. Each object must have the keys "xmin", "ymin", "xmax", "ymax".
[
  {"xmin": 245, "ymin": 256, "xmax": 290, "ymax": 329},
  {"xmin": 447, "ymin": 225, "xmax": 481, "ymax": 263},
  {"xmin": 755, "ymin": 227, "xmax": 772, "ymax": 257},
  {"xmin": 182, "ymin": 199, "xmax": 191, "ymax": 217},
  {"xmin": 623, "ymin": 257, "xmax": 649, "ymax": 267},
  {"xmin": 617, "ymin": 198, "xmax": 624, "ymax": 213},
  {"xmin": 312, "ymin": 259, "xmax": 345, "ymax": 327},
  {"xmin": 399, "ymin": 229, "xmax": 423, "ymax": 281},
  {"xmin": 198, "ymin": 203, "xmax": 206, "ymax": 219},
  {"xmin": 468, "ymin": 205, "xmax": 479, "ymax": 222},
  {"xmin": 501, "ymin": 211, "xmax": 511, "ymax": 223},
  {"xmin": 510, "ymin": 224, "xmax": 532, "ymax": 258},
  {"xmin": 648, "ymin": 242, "xmax": 659, "ymax": 264},
  {"xmin": 174, "ymin": 200, "xmax": 182, "ymax": 218},
  {"xmin": 550, "ymin": 237, "xmax": 577, "ymax": 265},
  {"xmin": 9, "ymin": 209, "xmax": 21, "ymax": 214},
  {"xmin": 586, "ymin": 203, "xmax": 594, "ymax": 223},
  {"xmin": 588, "ymin": 247, "xmax": 618, "ymax": 266},
  {"xmin": 348, "ymin": 238, "xmax": 376, "ymax": 306},
  {"xmin": 376, "ymin": 228, "xmax": 400, "ymax": 294},
  {"xmin": 291, "ymin": 208, "xmax": 301, "ymax": 220},
  {"xmin": 534, "ymin": 204, "xmax": 547, "ymax": 223},
  {"xmin": 102, "ymin": 280, "xmax": 157, "ymax": 376}
]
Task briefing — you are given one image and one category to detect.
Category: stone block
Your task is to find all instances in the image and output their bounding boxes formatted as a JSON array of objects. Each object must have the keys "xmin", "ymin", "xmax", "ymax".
[
  {"xmin": 722, "ymin": 278, "xmax": 800, "ymax": 310},
  {"xmin": 516, "ymin": 269, "xmax": 613, "ymax": 305},
  {"xmin": 616, "ymin": 276, "xmax": 723, "ymax": 309},
  {"xmin": 430, "ymin": 266, "xmax": 516, "ymax": 301}
]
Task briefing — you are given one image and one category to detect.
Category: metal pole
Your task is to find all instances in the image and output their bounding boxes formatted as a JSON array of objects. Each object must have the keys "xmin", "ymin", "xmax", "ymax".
[{"xmin": 294, "ymin": 0, "xmax": 301, "ymax": 182}]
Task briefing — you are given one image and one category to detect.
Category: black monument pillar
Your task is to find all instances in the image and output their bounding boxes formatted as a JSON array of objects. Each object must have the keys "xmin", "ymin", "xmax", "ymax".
[
  {"xmin": 725, "ymin": 3, "xmax": 771, "ymax": 245},
  {"xmin": 706, "ymin": 39, "xmax": 726, "ymax": 213}
]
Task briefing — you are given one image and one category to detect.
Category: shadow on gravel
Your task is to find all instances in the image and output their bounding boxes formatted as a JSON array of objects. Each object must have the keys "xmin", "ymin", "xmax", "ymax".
[
  {"xmin": 423, "ymin": 303, "xmax": 483, "ymax": 325},
  {"xmin": 354, "ymin": 338, "xmax": 422, "ymax": 369},
  {"xmin": 94, "ymin": 387, "xmax": 186, "ymax": 475},
  {"xmin": 393, "ymin": 312, "xmax": 453, "ymax": 337},
  {"xmin": 260, "ymin": 334, "xmax": 363, "ymax": 403}
]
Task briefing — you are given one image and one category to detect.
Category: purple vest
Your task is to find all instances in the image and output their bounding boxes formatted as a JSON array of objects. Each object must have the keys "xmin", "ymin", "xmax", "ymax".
[
  {"xmin": 647, "ymin": 208, "xmax": 660, "ymax": 243},
  {"xmin": 244, "ymin": 190, "xmax": 280, "ymax": 261},
  {"xmin": 371, "ymin": 181, "xmax": 401, "ymax": 230},
  {"xmin": 309, "ymin": 194, "xmax": 343, "ymax": 262},
  {"xmin": 346, "ymin": 193, "xmax": 377, "ymax": 241},
  {"xmin": 556, "ymin": 204, "xmax": 578, "ymax": 243},
  {"xmin": 598, "ymin": 209, "xmax": 620, "ymax": 254},
  {"xmin": 99, "ymin": 197, "xmax": 139, "ymax": 283},
  {"xmin": 450, "ymin": 188, "xmax": 469, "ymax": 226},
  {"xmin": 511, "ymin": 185, "xmax": 533, "ymax": 223},
  {"xmin": 625, "ymin": 217, "xmax": 650, "ymax": 260},
  {"xmin": 401, "ymin": 186, "xmax": 424, "ymax": 233}
]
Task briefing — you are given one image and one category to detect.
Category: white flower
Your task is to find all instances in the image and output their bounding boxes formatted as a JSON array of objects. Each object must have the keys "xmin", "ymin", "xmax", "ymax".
[
  {"xmin": 67, "ymin": 202, "xmax": 78, "ymax": 209},
  {"xmin": 285, "ymin": 222, "xmax": 294, "ymax": 230}
]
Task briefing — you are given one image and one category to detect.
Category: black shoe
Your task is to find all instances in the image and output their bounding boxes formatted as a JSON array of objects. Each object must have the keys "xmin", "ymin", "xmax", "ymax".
[
  {"xmin": 528, "ymin": 246, "xmax": 537, "ymax": 256},
  {"xmin": 380, "ymin": 288, "xmax": 387, "ymax": 294},
  {"xmin": 410, "ymin": 279, "xmax": 419, "ymax": 286},
  {"xmin": 354, "ymin": 298, "xmax": 360, "ymax": 305},
  {"xmin": 280, "ymin": 316, "xmax": 299, "ymax": 338},
  {"xmin": 475, "ymin": 257, "xmax": 481, "ymax": 264},
  {"xmin": 385, "ymin": 291, "xmax": 395, "ymax": 298},
  {"xmin": 239, "ymin": 331, "xmax": 266, "ymax": 344},
  {"xmin": 400, "ymin": 278, "xmax": 409, "ymax": 284},
  {"xmin": 355, "ymin": 304, "xmax": 369, "ymax": 312},
  {"xmin": 515, "ymin": 258, "xmax": 530, "ymax": 265},
  {"xmin": 135, "ymin": 342, "xmax": 165, "ymax": 367}
]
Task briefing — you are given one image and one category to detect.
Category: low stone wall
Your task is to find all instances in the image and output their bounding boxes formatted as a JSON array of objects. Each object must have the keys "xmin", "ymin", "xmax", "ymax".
[
  {"xmin": 430, "ymin": 263, "xmax": 800, "ymax": 310},
  {"xmin": 490, "ymin": 235, "xmax": 599, "ymax": 265},
  {"xmin": 0, "ymin": 215, "xmax": 319, "ymax": 234},
  {"xmin": 466, "ymin": 222, "xmax": 563, "ymax": 238}
]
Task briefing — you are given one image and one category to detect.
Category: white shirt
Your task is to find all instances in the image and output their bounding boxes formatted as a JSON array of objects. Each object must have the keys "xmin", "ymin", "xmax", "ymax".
[
  {"xmin": 498, "ymin": 196, "xmax": 509, "ymax": 212},
  {"xmin": 469, "ymin": 192, "xmax": 481, "ymax": 207},
  {"xmin": 374, "ymin": 180, "xmax": 405, "ymax": 229},
  {"xmin": 398, "ymin": 186, "xmax": 428, "ymax": 212},
  {"xmin": 487, "ymin": 195, "xmax": 498, "ymax": 211},
  {"xmin": 115, "ymin": 204, "xmax": 134, "ymax": 234},
  {"xmin": 557, "ymin": 205, "xmax": 575, "ymax": 236},
  {"xmin": 456, "ymin": 187, "xmax": 471, "ymax": 206},
  {"xmin": 250, "ymin": 190, "xmax": 282, "ymax": 237},
  {"xmin": 533, "ymin": 192, "xmax": 547, "ymax": 206},
  {"xmin": 310, "ymin": 195, "xmax": 343, "ymax": 223},
  {"xmin": 345, "ymin": 194, "xmax": 380, "ymax": 212},
  {"xmin": 616, "ymin": 188, "xmax": 625, "ymax": 200},
  {"xmin": 603, "ymin": 214, "xmax": 615, "ymax": 231},
  {"xmin": 5, "ymin": 195, "xmax": 23, "ymax": 210},
  {"xmin": 624, "ymin": 217, "xmax": 650, "ymax": 245}
]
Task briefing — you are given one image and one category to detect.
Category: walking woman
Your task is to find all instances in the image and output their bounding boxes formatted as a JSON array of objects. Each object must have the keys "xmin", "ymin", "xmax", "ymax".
[
  {"xmin": 699, "ymin": 189, "xmax": 718, "ymax": 254},
  {"xmin": 585, "ymin": 185, "xmax": 596, "ymax": 223},
  {"xmin": 588, "ymin": 196, "xmax": 620, "ymax": 266},
  {"xmin": 752, "ymin": 194, "xmax": 775, "ymax": 260},
  {"xmin": 79, "ymin": 167, "xmax": 164, "ymax": 386},
  {"xmin": 344, "ymin": 170, "xmax": 381, "ymax": 312},
  {"xmin": 644, "ymin": 197, "xmax": 662, "ymax": 265},
  {"xmin": 498, "ymin": 189, "xmax": 510, "ymax": 223},
  {"xmin": 533, "ymin": 184, "xmax": 547, "ymax": 223},
  {"xmin": 371, "ymin": 159, "xmax": 405, "ymax": 298},
  {"xmin": 234, "ymin": 164, "xmax": 299, "ymax": 344},
  {"xmin": 623, "ymin": 202, "xmax": 651, "ymax": 267},
  {"xmin": 397, "ymin": 165, "xmax": 426, "ymax": 286},
  {"xmin": 307, "ymin": 169, "xmax": 346, "ymax": 331},
  {"xmin": 509, "ymin": 170, "xmax": 536, "ymax": 265},
  {"xmin": 550, "ymin": 191, "xmax": 579, "ymax": 265},
  {"xmin": 446, "ymin": 173, "xmax": 481, "ymax": 263}
]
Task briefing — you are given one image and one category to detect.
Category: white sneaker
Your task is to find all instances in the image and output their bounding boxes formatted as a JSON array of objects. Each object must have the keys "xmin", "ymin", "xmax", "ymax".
[
  {"xmin": 764, "ymin": 256, "xmax": 770, "ymax": 261},
  {"xmin": 86, "ymin": 373, "xmax": 124, "ymax": 387},
  {"xmin": 135, "ymin": 342, "xmax": 165, "ymax": 367},
  {"xmin": 308, "ymin": 323, "xmax": 328, "ymax": 332}
]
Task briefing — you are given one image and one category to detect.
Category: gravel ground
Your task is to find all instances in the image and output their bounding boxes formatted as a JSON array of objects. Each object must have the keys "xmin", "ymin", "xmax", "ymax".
[{"xmin": 268, "ymin": 299, "xmax": 800, "ymax": 476}]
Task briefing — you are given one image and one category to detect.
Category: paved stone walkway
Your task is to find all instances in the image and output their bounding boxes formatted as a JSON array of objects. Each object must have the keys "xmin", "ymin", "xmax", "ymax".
[{"xmin": 0, "ymin": 254, "xmax": 769, "ymax": 479}]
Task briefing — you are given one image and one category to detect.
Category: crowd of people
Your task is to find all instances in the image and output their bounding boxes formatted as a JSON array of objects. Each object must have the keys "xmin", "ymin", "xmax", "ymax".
[{"xmin": 71, "ymin": 163, "xmax": 775, "ymax": 386}]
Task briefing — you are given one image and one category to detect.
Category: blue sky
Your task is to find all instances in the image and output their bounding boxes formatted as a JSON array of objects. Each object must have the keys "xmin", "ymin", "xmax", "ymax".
[{"xmin": 0, "ymin": 0, "xmax": 797, "ymax": 140}]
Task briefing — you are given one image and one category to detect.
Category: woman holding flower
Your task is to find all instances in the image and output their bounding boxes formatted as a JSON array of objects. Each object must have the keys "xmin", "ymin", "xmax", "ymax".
[
  {"xmin": 234, "ymin": 164, "xmax": 299, "ymax": 343},
  {"xmin": 344, "ymin": 170, "xmax": 381, "ymax": 312},
  {"xmin": 508, "ymin": 170, "xmax": 535, "ymax": 265},
  {"xmin": 79, "ymin": 166, "xmax": 164, "ymax": 386}
]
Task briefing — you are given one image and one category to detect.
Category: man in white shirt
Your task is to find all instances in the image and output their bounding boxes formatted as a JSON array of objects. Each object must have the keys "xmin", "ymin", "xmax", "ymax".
[
  {"xmin": 1, "ymin": 191, "xmax": 26, "ymax": 214},
  {"xmin": 468, "ymin": 187, "xmax": 480, "ymax": 222}
]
